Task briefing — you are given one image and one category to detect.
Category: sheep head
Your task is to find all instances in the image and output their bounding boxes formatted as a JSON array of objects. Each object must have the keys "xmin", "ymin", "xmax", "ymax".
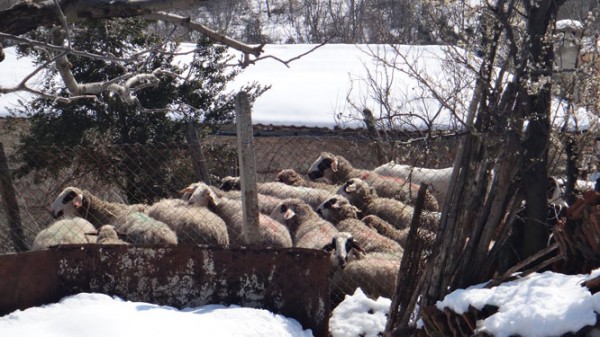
[
  {"xmin": 187, "ymin": 183, "xmax": 219, "ymax": 207},
  {"xmin": 317, "ymin": 196, "xmax": 361, "ymax": 223},
  {"xmin": 337, "ymin": 178, "xmax": 375, "ymax": 206},
  {"xmin": 322, "ymin": 232, "xmax": 366, "ymax": 269},
  {"xmin": 275, "ymin": 169, "xmax": 304, "ymax": 186},
  {"xmin": 270, "ymin": 199, "xmax": 313, "ymax": 228},
  {"xmin": 220, "ymin": 176, "xmax": 241, "ymax": 191},
  {"xmin": 307, "ymin": 152, "xmax": 338, "ymax": 181},
  {"xmin": 50, "ymin": 187, "xmax": 85, "ymax": 219}
]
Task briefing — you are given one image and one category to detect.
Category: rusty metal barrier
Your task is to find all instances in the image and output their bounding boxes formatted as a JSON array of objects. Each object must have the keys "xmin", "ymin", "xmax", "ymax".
[{"xmin": 0, "ymin": 245, "xmax": 330, "ymax": 337}]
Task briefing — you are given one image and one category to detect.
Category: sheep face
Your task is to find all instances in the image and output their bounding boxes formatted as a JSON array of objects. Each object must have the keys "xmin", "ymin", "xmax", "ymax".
[
  {"xmin": 220, "ymin": 176, "xmax": 241, "ymax": 191},
  {"xmin": 317, "ymin": 197, "xmax": 360, "ymax": 223},
  {"xmin": 188, "ymin": 183, "xmax": 219, "ymax": 207},
  {"xmin": 50, "ymin": 187, "xmax": 84, "ymax": 219},
  {"xmin": 322, "ymin": 232, "xmax": 365, "ymax": 268},
  {"xmin": 336, "ymin": 178, "xmax": 374, "ymax": 205},
  {"xmin": 307, "ymin": 152, "xmax": 338, "ymax": 181},
  {"xmin": 180, "ymin": 182, "xmax": 203, "ymax": 201},
  {"xmin": 548, "ymin": 177, "xmax": 568, "ymax": 207},
  {"xmin": 270, "ymin": 199, "xmax": 312, "ymax": 227}
]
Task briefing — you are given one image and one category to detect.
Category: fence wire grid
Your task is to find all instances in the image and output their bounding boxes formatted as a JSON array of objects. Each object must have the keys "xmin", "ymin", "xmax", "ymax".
[{"xmin": 0, "ymin": 131, "xmax": 459, "ymax": 303}]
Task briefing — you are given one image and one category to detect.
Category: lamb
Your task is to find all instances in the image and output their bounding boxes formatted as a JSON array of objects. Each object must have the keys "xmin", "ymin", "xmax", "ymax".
[
  {"xmin": 316, "ymin": 196, "xmax": 404, "ymax": 254},
  {"xmin": 145, "ymin": 198, "xmax": 229, "ymax": 247},
  {"xmin": 324, "ymin": 231, "xmax": 401, "ymax": 304},
  {"xmin": 374, "ymin": 161, "xmax": 453, "ymax": 209},
  {"xmin": 50, "ymin": 187, "xmax": 178, "ymax": 245},
  {"xmin": 269, "ymin": 198, "xmax": 339, "ymax": 250},
  {"xmin": 31, "ymin": 217, "xmax": 97, "ymax": 250},
  {"xmin": 275, "ymin": 169, "xmax": 339, "ymax": 193},
  {"xmin": 95, "ymin": 225, "xmax": 129, "ymax": 245},
  {"xmin": 337, "ymin": 178, "xmax": 440, "ymax": 231},
  {"xmin": 306, "ymin": 152, "xmax": 439, "ymax": 211},
  {"xmin": 187, "ymin": 182, "xmax": 292, "ymax": 248}
]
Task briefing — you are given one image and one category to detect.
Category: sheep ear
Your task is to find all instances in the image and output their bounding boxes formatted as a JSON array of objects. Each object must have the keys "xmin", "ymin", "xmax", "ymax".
[
  {"xmin": 331, "ymin": 158, "xmax": 338, "ymax": 172},
  {"xmin": 345, "ymin": 183, "xmax": 357, "ymax": 193},
  {"xmin": 179, "ymin": 186, "xmax": 195, "ymax": 194},
  {"xmin": 73, "ymin": 194, "xmax": 84, "ymax": 208},
  {"xmin": 350, "ymin": 239, "xmax": 366, "ymax": 254},
  {"xmin": 208, "ymin": 189, "xmax": 220, "ymax": 207},
  {"xmin": 283, "ymin": 208, "xmax": 295, "ymax": 220}
]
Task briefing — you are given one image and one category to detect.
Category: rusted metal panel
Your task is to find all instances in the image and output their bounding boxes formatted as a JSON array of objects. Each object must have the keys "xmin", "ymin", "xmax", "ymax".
[
  {"xmin": 0, "ymin": 245, "xmax": 330, "ymax": 337},
  {"xmin": 0, "ymin": 250, "xmax": 60, "ymax": 314}
]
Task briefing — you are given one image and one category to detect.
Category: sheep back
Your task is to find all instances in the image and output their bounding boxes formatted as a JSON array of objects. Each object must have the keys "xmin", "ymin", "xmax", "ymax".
[{"xmin": 32, "ymin": 218, "xmax": 97, "ymax": 250}]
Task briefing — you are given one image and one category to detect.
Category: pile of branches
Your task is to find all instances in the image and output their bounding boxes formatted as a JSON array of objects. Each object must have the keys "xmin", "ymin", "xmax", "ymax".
[{"xmin": 419, "ymin": 190, "xmax": 600, "ymax": 337}]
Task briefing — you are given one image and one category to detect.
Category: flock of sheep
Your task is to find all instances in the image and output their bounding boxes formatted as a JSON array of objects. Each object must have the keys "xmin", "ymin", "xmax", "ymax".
[{"xmin": 35, "ymin": 151, "xmax": 454, "ymax": 303}]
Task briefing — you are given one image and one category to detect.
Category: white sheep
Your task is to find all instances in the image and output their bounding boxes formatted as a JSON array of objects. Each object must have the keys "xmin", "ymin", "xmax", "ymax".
[
  {"xmin": 275, "ymin": 168, "xmax": 339, "ymax": 193},
  {"xmin": 324, "ymin": 231, "xmax": 401, "ymax": 304},
  {"xmin": 374, "ymin": 161, "xmax": 453, "ymax": 209},
  {"xmin": 187, "ymin": 182, "xmax": 292, "ymax": 248},
  {"xmin": 316, "ymin": 196, "xmax": 404, "ymax": 255},
  {"xmin": 269, "ymin": 198, "xmax": 339, "ymax": 250},
  {"xmin": 361, "ymin": 214, "xmax": 436, "ymax": 249},
  {"xmin": 31, "ymin": 217, "xmax": 97, "ymax": 250},
  {"xmin": 306, "ymin": 152, "xmax": 439, "ymax": 211},
  {"xmin": 95, "ymin": 225, "xmax": 129, "ymax": 245},
  {"xmin": 218, "ymin": 176, "xmax": 338, "ymax": 211},
  {"xmin": 145, "ymin": 198, "xmax": 229, "ymax": 247},
  {"xmin": 337, "ymin": 178, "xmax": 440, "ymax": 231},
  {"xmin": 50, "ymin": 187, "xmax": 178, "ymax": 245}
]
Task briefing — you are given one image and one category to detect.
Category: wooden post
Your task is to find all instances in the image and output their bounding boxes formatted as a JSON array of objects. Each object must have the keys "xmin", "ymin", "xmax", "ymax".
[
  {"xmin": 185, "ymin": 121, "xmax": 211, "ymax": 185},
  {"xmin": 0, "ymin": 142, "xmax": 28, "ymax": 252},
  {"xmin": 235, "ymin": 92, "xmax": 260, "ymax": 245}
]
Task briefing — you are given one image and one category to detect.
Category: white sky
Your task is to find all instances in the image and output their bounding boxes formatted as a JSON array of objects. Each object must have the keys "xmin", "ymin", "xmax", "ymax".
[
  {"xmin": 1, "ymin": 44, "xmax": 596, "ymax": 132},
  {"xmin": 2, "ymin": 269, "xmax": 600, "ymax": 337}
]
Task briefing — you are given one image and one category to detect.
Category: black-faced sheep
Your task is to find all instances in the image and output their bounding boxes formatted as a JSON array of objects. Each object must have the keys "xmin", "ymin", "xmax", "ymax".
[
  {"xmin": 324, "ymin": 231, "xmax": 401, "ymax": 304},
  {"xmin": 187, "ymin": 182, "xmax": 292, "ymax": 248},
  {"xmin": 316, "ymin": 196, "xmax": 404, "ymax": 255},
  {"xmin": 31, "ymin": 217, "xmax": 97, "ymax": 250},
  {"xmin": 337, "ymin": 178, "xmax": 440, "ymax": 231},
  {"xmin": 306, "ymin": 152, "xmax": 439, "ymax": 211},
  {"xmin": 50, "ymin": 187, "xmax": 178, "ymax": 245},
  {"xmin": 269, "ymin": 198, "xmax": 339, "ymax": 250},
  {"xmin": 275, "ymin": 169, "xmax": 339, "ymax": 193},
  {"xmin": 374, "ymin": 162, "xmax": 453, "ymax": 209},
  {"xmin": 145, "ymin": 198, "xmax": 229, "ymax": 247}
]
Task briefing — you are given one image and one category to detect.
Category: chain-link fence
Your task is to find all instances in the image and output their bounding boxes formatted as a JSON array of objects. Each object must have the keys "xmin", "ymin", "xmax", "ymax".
[{"xmin": 1, "ymin": 128, "xmax": 461, "ymax": 304}]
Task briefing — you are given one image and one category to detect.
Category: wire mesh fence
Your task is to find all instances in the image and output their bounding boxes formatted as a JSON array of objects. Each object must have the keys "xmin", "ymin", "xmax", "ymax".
[{"xmin": 0, "ymin": 130, "xmax": 459, "ymax": 304}]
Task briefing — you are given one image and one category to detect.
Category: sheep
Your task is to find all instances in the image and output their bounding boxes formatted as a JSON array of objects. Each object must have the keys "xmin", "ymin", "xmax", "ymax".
[
  {"xmin": 316, "ymin": 196, "xmax": 404, "ymax": 254},
  {"xmin": 269, "ymin": 198, "xmax": 339, "ymax": 250},
  {"xmin": 31, "ymin": 217, "xmax": 97, "ymax": 250},
  {"xmin": 145, "ymin": 198, "xmax": 229, "ymax": 247},
  {"xmin": 361, "ymin": 214, "xmax": 436, "ymax": 248},
  {"xmin": 374, "ymin": 161, "xmax": 453, "ymax": 209},
  {"xmin": 337, "ymin": 178, "xmax": 440, "ymax": 231},
  {"xmin": 275, "ymin": 169, "xmax": 339, "ymax": 193},
  {"xmin": 50, "ymin": 187, "xmax": 178, "ymax": 245},
  {"xmin": 323, "ymin": 231, "xmax": 401, "ymax": 304},
  {"xmin": 187, "ymin": 182, "xmax": 292, "ymax": 248},
  {"xmin": 218, "ymin": 176, "xmax": 338, "ymax": 211},
  {"xmin": 95, "ymin": 225, "xmax": 129, "ymax": 245},
  {"xmin": 306, "ymin": 152, "xmax": 439, "ymax": 211}
]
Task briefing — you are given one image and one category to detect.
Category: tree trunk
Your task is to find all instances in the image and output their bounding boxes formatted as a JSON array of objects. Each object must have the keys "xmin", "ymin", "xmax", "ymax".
[
  {"xmin": 185, "ymin": 121, "xmax": 211, "ymax": 185},
  {"xmin": 0, "ymin": 142, "xmax": 28, "ymax": 252}
]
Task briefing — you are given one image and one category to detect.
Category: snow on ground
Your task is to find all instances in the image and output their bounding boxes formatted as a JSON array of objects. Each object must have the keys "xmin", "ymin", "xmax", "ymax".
[{"xmin": 2, "ymin": 269, "xmax": 600, "ymax": 337}]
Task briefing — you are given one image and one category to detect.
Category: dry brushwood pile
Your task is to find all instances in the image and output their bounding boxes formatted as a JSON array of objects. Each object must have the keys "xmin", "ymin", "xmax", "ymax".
[{"xmin": 420, "ymin": 190, "xmax": 600, "ymax": 337}]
